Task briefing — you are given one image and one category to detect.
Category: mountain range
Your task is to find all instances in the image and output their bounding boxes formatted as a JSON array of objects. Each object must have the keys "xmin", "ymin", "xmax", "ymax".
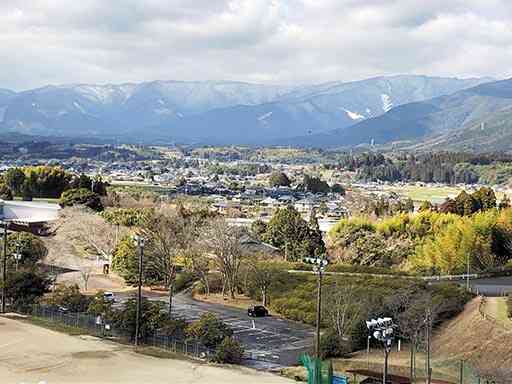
[
  {"xmin": 0, "ymin": 75, "xmax": 493, "ymax": 147},
  {"xmin": 298, "ymin": 78, "xmax": 512, "ymax": 150}
]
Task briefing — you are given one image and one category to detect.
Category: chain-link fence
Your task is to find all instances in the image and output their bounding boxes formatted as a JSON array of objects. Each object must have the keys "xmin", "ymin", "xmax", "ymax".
[{"xmin": 25, "ymin": 305, "xmax": 215, "ymax": 360}]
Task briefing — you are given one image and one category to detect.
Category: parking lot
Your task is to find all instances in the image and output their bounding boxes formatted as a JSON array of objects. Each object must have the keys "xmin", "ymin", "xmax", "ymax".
[{"xmin": 118, "ymin": 291, "xmax": 314, "ymax": 368}]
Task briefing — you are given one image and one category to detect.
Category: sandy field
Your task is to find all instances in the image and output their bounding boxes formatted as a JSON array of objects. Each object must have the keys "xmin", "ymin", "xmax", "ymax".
[{"xmin": 0, "ymin": 315, "xmax": 292, "ymax": 384}]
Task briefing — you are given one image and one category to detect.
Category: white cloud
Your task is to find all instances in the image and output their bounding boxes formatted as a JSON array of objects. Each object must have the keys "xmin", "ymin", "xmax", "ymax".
[{"xmin": 0, "ymin": 0, "xmax": 511, "ymax": 90}]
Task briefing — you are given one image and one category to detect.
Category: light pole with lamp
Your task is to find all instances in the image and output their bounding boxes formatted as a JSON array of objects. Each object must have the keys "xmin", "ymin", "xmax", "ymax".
[
  {"xmin": 0, "ymin": 220, "xmax": 9, "ymax": 313},
  {"xmin": 366, "ymin": 317, "xmax": 397, "ymax": 384},
  {"xmin": 13, "ymin": 236, "xmax": 22, "ymax": 272},
  {"xmin": 303, "ymin": 256, "xmax": 328, "ymax": 358},
  {"xmin": 132, "ymin": 234, "xmax": 145, "ymax": 346}
]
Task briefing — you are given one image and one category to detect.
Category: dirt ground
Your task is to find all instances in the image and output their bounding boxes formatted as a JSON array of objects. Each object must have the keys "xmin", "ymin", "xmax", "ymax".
[
  {"xmin": 433, "ymin": 297, "xmax": 512, "ymax": 372},
  {"xmin": 0, "ymin": 315, "xmax": 292, "ymax": 384},
  {"xmin": 56, "ymin": 271, "xmax": 127, "ymax": 294}
]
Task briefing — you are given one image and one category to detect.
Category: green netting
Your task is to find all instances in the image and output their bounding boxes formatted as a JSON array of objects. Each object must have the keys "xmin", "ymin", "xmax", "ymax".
[{"xmin": 300, "ymin": 353, "xmax": 334, "ymax": 384}]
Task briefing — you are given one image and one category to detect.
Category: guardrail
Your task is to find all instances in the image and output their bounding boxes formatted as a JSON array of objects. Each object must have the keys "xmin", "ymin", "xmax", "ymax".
[
  {"xmin": 288, "ymin": 268, "xmax": 512, "ymax": 283},
  {"xmin": 288, "ymin": 269, "xmax": 480, "ymax": 282}
]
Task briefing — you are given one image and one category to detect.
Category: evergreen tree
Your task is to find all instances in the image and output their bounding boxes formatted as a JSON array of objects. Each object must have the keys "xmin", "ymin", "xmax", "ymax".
[
  {"xmin": 264, "ymin": 206, "xmax": 319, "ymax": 261},
  {"xmin": 268, "ymin": 172, "xmax": 291, "ymax": 187},
  {"xmin": 454, "ymin": 191, "xmax": 478, "ymax": 216},
  {"xmin": 308, "ymin": 209, "xmax": 326, "ymax": 257},
  {"xmin": 499, "ymin": 194, "xmax": 511, "ymax": 210},
  {"xmin": 472, "ymin": 187, "xmax": 497, "ymax": 211}
]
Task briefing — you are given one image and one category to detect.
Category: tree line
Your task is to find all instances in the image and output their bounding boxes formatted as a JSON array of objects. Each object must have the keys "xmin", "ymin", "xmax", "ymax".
[
  {"xmin": 333, "ymin": 151, "xmax": 512, "ymax": 184},
  {"xmin": 329, "ymin": 189, "xmax": 512, "ymax": 275},
  {"xmin": 0, "ymin": 166, "xmax": 107, "ymax": 200}
]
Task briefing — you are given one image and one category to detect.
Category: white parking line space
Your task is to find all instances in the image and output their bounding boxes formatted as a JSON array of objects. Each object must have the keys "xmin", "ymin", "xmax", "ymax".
[{"xmin": 118, "ymin": 293, "xmax": 314, "ymax": 368}]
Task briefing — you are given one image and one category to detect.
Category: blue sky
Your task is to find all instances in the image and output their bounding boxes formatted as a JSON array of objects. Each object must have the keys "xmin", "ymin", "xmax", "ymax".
[{"xmin": 2, "ymin": 0, "xmax": 512, "ymax": 90}]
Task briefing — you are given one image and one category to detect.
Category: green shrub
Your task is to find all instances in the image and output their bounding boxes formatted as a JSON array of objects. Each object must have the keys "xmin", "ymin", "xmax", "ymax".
[
  {"xmin": 328, "ymin": 216, "xmax": 375, "ymax": 241},
  {"xmin": 100, "ymin": 207, "xmax": 153, "ymax": 227},
  {"xmin": 87, "ymin": 291, "xmax": 114, "ymax": 317},
  {"xmin": 186, "ymin": 313, "xmax": 233, "ymax": 348},
  {"xmin": 174, "ymin": 272, "xmax": 196, "ymax": 292},
  {"xmin": 320, "ymin": 329, "xmax": 352, "ymax": 359},
  {"xmin": 7, "ymin": 232, "xmax": 48, "ymax": 268},
  {"xmin": 213, "ymin": 337, "xmax": 245, "ymax": 364},
  {"xmin": 4, "ymin": 270, "xmax": 51, "ymax": 311},
  {"xmin": 44, "ymin": 284, "xmax": 91, "ymax": 312},
  {"xmin": 158, "ymin": 317, "xmax": 187, "ymax": 338},
  {"xmin": 60, "ymin": 188, "xmax": 103, "ymax": 211},
  {"xmin": 111, "ymin": 298, "xmax": 167, "ymax": 340}
]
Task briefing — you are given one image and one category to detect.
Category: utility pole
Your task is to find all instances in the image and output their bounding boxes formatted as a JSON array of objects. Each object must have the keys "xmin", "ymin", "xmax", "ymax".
[
  {"xmin": 466, "ymin": 253, "xmax": 471, "ymax": 292},
  {"xmin": 1, "ymin": 221, "xmax": 7, "ymax": 313},
  {"xmin": 303, "ymin": 256, "xmax": 328, "ymax": 358},
  {"xmin": 315, "ymin": 266, "xmax": 323, "ymax": 358},
  {"xmin": 426, "ymin": 309, "xmax": 432, "ymax": 384},
  {"xmin": 133, "ymin": 234, "xmax": 145, "ymax": 346}
]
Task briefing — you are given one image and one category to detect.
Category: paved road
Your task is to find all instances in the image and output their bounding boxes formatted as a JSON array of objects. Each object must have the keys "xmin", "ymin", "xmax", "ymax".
[
  {"xmin": 468, "ymin": 276, "xmax": 512, "ymax": 296},
  {"xmin": 116, "ymin": 291, "xmax": 314, "ymax": 369}
]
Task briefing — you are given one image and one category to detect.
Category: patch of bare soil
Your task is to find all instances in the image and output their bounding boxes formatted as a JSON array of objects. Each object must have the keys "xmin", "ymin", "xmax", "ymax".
[
  {"xmin": 433, "ymin": 297, "xmax": 512, "ymax": 372},
  {"xmin": 0, "ymin": 316, "xmax": 292, "ymax": 384},
  {"xmin": 71, "ymin": 351, "xmax": 116, "ymax": 359}
]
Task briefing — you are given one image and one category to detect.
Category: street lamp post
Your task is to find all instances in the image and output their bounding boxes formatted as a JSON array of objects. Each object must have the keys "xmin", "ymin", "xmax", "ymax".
[
  {"xmin": 366, "ymin": 317, "xmax": 397, "ymax": 384},
  {"xmin": 367, "ymin": 335, "xmax": 371, "ymax": 369},
  {"xmin": 303, "ymin": 256, "xmax": 328, "ymax": 358},
  {"xmin": 132, "ymin": 234, "xmax": 145, "ymax": 346},
  {"xmin": 13, "ymin": 237, "xmax": 22, "ymax": 272},
  {"xmin": 1, "ymin": 221, "xmax": 8, "ymax": 313}
]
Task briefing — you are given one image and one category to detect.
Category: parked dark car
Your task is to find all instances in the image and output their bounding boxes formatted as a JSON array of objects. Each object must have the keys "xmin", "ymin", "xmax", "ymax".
[{"xmin": 248, "ymin": 305, "xmax": 269, "ymax": 317}]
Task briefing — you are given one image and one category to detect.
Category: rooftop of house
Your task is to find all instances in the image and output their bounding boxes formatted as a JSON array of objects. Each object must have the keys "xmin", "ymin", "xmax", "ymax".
[{"xmin": 0, "ymin": 199, "xmax": 60, "ymax": 224}]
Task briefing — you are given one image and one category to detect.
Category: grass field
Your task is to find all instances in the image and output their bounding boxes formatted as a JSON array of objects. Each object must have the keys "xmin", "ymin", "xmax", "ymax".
[
  {"xmin": 384, "ymin": 185, "xmax": 464, "ymax": 204},
  {"xmin": 384, "ymin": 184, "xmax": 505, "ymax": 205}
]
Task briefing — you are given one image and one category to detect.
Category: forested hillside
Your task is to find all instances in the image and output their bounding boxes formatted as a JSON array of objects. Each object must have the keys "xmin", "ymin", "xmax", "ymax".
[{"xmin": 334, "ymin": 152, "xmax": 512, "ymax": 185}]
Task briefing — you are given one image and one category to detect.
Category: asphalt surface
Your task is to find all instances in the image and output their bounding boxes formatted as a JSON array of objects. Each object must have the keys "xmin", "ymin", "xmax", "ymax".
[
  {"xmin": 116, "ymin": 290, "xmax": 314, "ymax": 369},
  {"xmin": 468, "ymin": 276, "xmax": 512, "ymax": 296}
]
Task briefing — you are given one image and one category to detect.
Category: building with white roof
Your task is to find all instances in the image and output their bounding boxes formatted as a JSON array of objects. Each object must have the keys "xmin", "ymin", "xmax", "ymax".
[{"xmin": 0, "ymin": 199, "xmax": 60, "ymax": 235}]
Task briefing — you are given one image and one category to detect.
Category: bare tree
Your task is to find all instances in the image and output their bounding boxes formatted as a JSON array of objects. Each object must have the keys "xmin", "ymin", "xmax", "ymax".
[
  {"xmin": 323, "ymin": 281, "xmax": 366, "ymax": 341},
  {"xmin": 55, "ymin": 207, "xmax": 127, "ymax": 267},
  {"xmin": 141, "ymin": 204, "xmax": 206, "ymax": 316},
  {"xmin": 201, "ymin": 219, "xmax": 245, "ymax": 299},
  {"xmin": 141, "ymin": 206, "xmax": 185, "ymax": 316},
  {"xmin": 184, "ymin": 246, "xmax": 211, "ymax": 296},
  {"xmin": 246, "ymin": 256, "xmax": 284, "ymax": 307},
  {"xmin": 387, "ymin": 290, "xmax": 433, "ymax": 382},
  {"xmin": 80, "ymin": 266, "xmax": 93, "ymax": 291}
]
